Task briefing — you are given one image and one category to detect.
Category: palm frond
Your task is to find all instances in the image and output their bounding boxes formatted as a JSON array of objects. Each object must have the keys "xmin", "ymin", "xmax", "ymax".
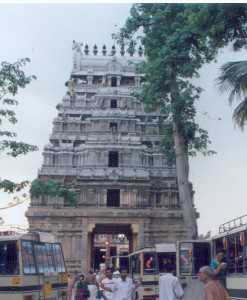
[
  {"xmin": 217, "ymin": 60, "xmax": 247, "ymax": 105},
  {"xmin": 232, "ymin": 96, "xmax": 247, "ymax": 130}
]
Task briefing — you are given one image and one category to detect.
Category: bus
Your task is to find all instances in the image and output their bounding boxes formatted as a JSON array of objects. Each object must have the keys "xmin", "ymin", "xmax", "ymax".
[
  {"xmin": 177, "ymin": 240, "xmax": 211, "ymax": 300},
  {"xmin": 177, "ymin": 215, "xmax": 247, "ymax": 300},
  {"xmin": 0, "ymin": 231, "xmax": 67, "ymax": 300},
  {"xmin": 213, "ymin": 215, "xmax": 247, "ymax": 300},
  {"xmin": 129, "ymin": 243, "xmax": 176, "ymax": 300}
]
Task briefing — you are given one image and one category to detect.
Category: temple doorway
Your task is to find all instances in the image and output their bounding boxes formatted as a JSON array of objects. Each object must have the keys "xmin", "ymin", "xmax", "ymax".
[{"xmin": 91, "ymin": 224, "xmax": 133, "ymax": 271}]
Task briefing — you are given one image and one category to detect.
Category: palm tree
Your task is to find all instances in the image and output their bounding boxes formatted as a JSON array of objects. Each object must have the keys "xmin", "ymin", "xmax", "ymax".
[{"xmin": 217, "ymin": 60, "xmax": 247, "ymax": 130}]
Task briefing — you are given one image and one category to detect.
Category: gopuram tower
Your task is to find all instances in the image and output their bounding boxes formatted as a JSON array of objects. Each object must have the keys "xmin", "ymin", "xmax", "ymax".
[{"xmin": 27, "ymin": 42, "xmax": 198, "ymax": 273}]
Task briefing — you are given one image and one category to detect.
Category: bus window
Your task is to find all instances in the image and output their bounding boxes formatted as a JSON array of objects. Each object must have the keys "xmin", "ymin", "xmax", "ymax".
[
  {"xmin": 244, "ymin": 231, "xmax": 247, "ymax": 273},
  {"xmin": 52, "ymin": 244, "xmax": 65, "ymax": 273},
  {"xmin": 227, "ymin": 233, "xmax": 244, "ymax": 273},
  {"xmin": 157, "ymin": 252, "xmax": 176, "ymax": 274},
  {"xmin": 45, "ymin": 243, "xmax": 56, "ymax": 273},
  {"xmin": 21, "ymin": 240, "xmax": 36, "ymax": 274},
  {"xmin": 214, "ymin": 238, "xmax": 225, "ymax": 255},
  {"xmin": 228, "ymin": 235, "xmax": 236, "ymax": 273},
  {"xmin": 130, "ymin": 254, "xmax": 140, "ymax": 277},
  {"xmin": 143, "ymin": 252, "xmax": 156, "ymax": 274},
  {"xmin": 34, "ymin": 243, "xmax": 47, "ymax": 273},
  {"xmin": 0, "ymin": 241, "xmax": 19, "ymax": 275}
]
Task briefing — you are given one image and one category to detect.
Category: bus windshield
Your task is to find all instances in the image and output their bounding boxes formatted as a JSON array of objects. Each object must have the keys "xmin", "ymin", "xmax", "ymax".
[
  {"xmin": 130, "ymin": 254, "xmax": 140, "ymax": 278},
  {"xmin": 0, "ymin": 240, "xmax": 19, "ymax": 275}
]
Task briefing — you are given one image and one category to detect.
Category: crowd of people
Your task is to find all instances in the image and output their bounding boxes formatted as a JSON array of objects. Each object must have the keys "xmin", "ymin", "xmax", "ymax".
[
  {"xmin": 67, "ymin": 267, "xmax": 137, "ymax": 300},
  {"xmin": 158, "ymin": 250, "xmax": 229, "ymax": 300},
  {"xmin": 67, "ymin": 251, "xmax": 230, "ymax": 300}
]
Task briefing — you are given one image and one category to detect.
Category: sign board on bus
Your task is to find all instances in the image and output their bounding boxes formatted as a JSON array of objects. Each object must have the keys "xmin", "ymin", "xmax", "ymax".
[{"xmin": 155, "ymin": 243, "xmax": 176, "ymax": 253}]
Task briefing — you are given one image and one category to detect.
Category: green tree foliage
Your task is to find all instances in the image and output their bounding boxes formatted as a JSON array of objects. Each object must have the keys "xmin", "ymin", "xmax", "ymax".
[
  {"xmin": 30, "ymin": 179, "xmax": 77, "ymax": 206},
  {"xmin": 116, "ymin": 3, "xmax": 247, "ymax": 238},
  {"xmin": 117, "ymin": 3, "xmax": 247, "ymax": 161},
  {"xmin": 0, "ymin": 58, "xmax": 38, "ymax": 193},
  {"xmin": 217, "ymin": 60, "xmax": 247, "ymax": 130}
]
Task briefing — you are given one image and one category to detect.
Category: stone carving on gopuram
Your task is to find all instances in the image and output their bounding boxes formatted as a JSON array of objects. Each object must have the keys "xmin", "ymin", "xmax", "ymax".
[{"xmin": 26, "ymin": 42, "xmax": 198, "ymax": 273}]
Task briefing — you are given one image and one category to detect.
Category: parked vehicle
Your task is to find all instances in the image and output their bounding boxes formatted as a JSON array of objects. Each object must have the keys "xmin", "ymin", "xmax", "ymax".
[{"xmin": 0, "ymin": 231, "xmax": 67, "ymax": 300}]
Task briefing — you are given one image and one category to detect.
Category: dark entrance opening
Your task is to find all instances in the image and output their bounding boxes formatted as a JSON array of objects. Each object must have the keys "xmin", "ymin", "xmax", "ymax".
[
  {"xmin": 108, "ymin": 151, "xmax": 119, "ymax": 167},
  {"xmin": 109, "ymin": 122, "xmax": 118, "ymax": 133},
  {"xmin": 111, "ymin": 77, "xmax": 117, "ymax": 87},
  {"xmin": 110, "ymin": 99, "xmax": 117, "ymax": 108},
  {"xmin": 107, "ymin": 189, "xmax": 120, "ymax": 207},
  {"xmin": 91, "ymin": 224, "xmax": 132, "ymax": 271}
]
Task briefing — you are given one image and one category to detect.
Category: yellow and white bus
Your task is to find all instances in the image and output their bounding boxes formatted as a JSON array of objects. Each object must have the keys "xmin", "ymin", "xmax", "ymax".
[
  {"xmin": 213, "ymin": 215, "xmax": 247, "ymax": 300},
  {"xmin": 0, "ymin": 231, "xmax": 67, "ymax": 300},
  {"xmin": 177, "ymin": 215, "xmax": 247, "ymax": 300},
  {"xmin": 129, "ymin": 244, "xmax": 176, "ymax": 300}
]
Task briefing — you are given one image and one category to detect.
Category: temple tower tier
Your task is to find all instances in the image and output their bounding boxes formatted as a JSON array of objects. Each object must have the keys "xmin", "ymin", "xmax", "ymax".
[{"xmin": 26, "ymin": 42, "xmax": 198, "ymax": 273}]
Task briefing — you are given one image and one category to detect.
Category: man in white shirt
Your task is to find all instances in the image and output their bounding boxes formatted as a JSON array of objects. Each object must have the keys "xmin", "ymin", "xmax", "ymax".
[
  {"xmin": 113, "ymin": 268, "xmax": 134, "ymax": 300},
  {"xmin": 159, "ymin": 264, "xmax": 184, "ymax": 300},
  {"xmin": 101, "ymin": 268, "xmax": 117, "ymax": 300}
]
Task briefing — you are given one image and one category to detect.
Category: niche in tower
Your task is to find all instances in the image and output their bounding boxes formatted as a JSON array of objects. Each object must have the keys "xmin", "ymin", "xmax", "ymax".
[
  {"xmin": 107, "ymin": 189, "xmax": 120, "ymax": 207},
  {"xmin": 109, "ymin": 122, "xmax": 118, "ymax": 133},
  {"xmin": 110, "ymin": 99, "xmax": 117, "ymax": 109},
  {"xmin": 111, "ymin": 77, "xmax": 117, "ymax": 87},
  {"xmin": 108, "ymin": 151, "xmax": 119, "ymax": 167}
]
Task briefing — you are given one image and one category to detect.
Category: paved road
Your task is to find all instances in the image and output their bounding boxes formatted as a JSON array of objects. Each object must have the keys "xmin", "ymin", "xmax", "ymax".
[{"xmin": 182, "ymin": 278, "xmax": 204, "ymax": 300}]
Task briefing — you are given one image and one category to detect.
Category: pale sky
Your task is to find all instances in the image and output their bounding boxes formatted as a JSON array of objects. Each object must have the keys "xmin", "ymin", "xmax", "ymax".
[{"xmin": 0, "ymin": 4, "xmax": 246, "ymax": 236}]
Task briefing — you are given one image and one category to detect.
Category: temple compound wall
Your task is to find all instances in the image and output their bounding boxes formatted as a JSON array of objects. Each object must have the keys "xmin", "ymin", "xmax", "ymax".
[{"xmin": 26, "ymin": 43, "xmax": 198, "ymax": 273}]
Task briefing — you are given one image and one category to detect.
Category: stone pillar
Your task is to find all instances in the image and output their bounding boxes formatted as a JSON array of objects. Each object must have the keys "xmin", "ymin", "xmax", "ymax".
[
  {"xmin": 138, "ymin": 222, "xmax": 145, "ymax": 249},
  {"xmin": 87, "ymin": 223, "xmax": 95, "ymax": 270},
  {"xmin": 131, "ymin": 223, "xmax": 144, "ymax": 251},
  {"xmin": 117, "ymin": 76, "xmax": 121, "ymax": 86},
  {"xmin": 87, "ymin": 75, "xmax": 93, "ymax": 86},
  {"xmin": 81, "ymin": 219, "xmax": 89, "ymax": 273},
  {"xmin": 135, "ymin": 76, "xmax": 141, "ymax": 87},
  {"xmin": 107, "ymin": 76, "xmax": 111, "ymax": 87}
]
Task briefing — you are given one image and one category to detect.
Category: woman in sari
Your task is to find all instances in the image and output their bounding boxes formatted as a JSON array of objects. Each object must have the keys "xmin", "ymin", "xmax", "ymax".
[{"xmin": 75, "ymin": 274, "xmax": 90, "ymax": 300}]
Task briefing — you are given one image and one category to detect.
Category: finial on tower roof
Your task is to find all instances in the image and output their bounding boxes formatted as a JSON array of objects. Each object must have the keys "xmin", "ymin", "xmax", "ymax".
[
  {"xmin": 72, "ymin": 40, "xmax": 83, "ymax": 52},
  {"xmin": 84, "ymin": 44, "xmax": 89, "ymax": 55},
  {"xmin": 102, "ymin": 45, "xmax": 107, "ymax": 56},
  {"xmin": 111, "ymin": 45, "xmax": 116, "ymax": 56},
  {"xmin": 138, "ymin": 45, "xmax": 144, "ymax": 57},
  {"xmin": 72, "ymin": 40, "xmax": 83, "ymax": 70},
  {"xmin": 93, "ymin": 44, "xmax": 98, "ymax": 55},
  {"xmin": 120, "ymin": 44, "xmax": 125, "ymax": 56}
]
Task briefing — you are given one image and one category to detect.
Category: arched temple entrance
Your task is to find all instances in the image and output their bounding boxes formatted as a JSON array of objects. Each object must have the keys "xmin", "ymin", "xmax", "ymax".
[
  {"xmin": 81, "ymin": 222, "xmax": 142, "ymax": 273},
  {"xmin": 91, "ymin": 224, "xmax": 132, "ymax": 270}
]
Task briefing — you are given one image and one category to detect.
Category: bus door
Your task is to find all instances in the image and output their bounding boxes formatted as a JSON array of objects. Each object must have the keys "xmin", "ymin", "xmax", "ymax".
[
  {"xmin": 142, "ymin": 251, "xmax": 159, "ymax": 300},
  {"xmin": 177, "ymin": 241, "xmax": 211, "ymax": 300}
]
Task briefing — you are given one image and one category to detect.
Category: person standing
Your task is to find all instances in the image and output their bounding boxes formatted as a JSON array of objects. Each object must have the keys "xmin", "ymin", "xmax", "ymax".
[
  {"xmin": 159, "ymin": 264, "xmax": 184, "ymax": 300},
  {"xmin": 198, "ymin": 266, "xmax": 230, "ymax": 300},
  {"xmin": 67, "ymin": 274, "xmax": 75, "ymax": 300},
  {"xmin": 101, "ymin": 268, "xmax": 116, "ymax": 300},
  {"xmin": 75, "ymin": 274, "xmax": 91, "ymax": 300},
  {"xmin": 113, "ymin": 268, "xmax": 134, "ymax": 300},
  {"xmin": 86, "ymin": 270, "xmax": 99, "ymax": 300},
  {"xmin": 210, "ymin": 251, "xmax": 227, "ymax": 287}
]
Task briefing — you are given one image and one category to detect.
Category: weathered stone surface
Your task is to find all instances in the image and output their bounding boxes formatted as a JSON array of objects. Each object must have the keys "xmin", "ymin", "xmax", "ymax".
[{"xmin": 26, "ymin": 44, "xmax": 197, "ymax": 273}]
